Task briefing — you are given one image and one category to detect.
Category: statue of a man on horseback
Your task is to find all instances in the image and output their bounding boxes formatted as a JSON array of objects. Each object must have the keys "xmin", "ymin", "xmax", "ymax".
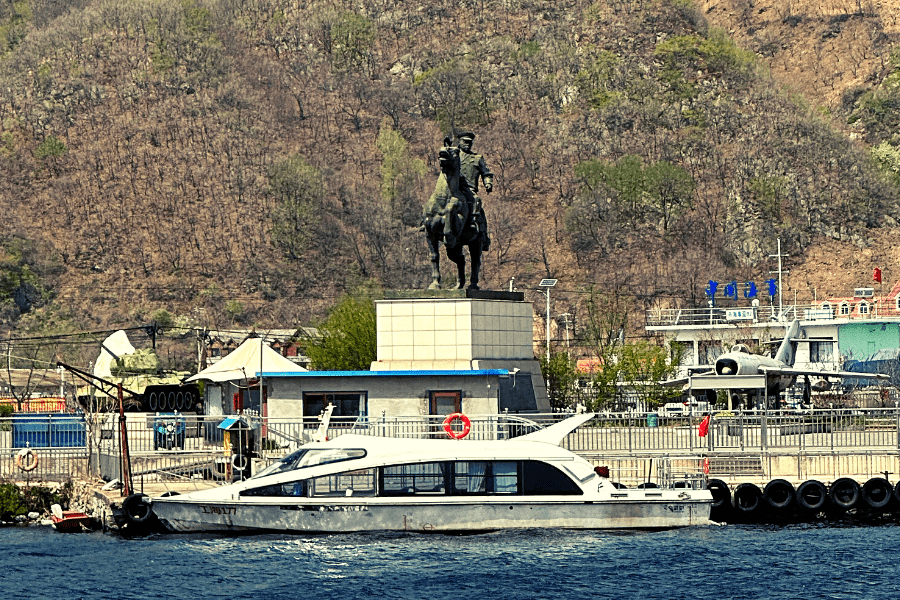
[
  {"xmin": 422, "ymin": 135, "xmax": 492, "ymax": 290},
  {"xmin": 456, "ymin": 132, "xmax": 493, "ymax": 253}
]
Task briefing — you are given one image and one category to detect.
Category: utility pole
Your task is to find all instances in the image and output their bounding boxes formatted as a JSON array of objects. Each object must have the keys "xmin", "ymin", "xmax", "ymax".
[
  {"xmin": 769, "ymin": 238, "xmax": 790, "ymax": 320},
  {"xmin": 559, "ymin": 313, "xmax": 571, "ymax": 347},
  {"xmin": 539, "ymin": 279, "xmax": 558, "ymax": 363}
]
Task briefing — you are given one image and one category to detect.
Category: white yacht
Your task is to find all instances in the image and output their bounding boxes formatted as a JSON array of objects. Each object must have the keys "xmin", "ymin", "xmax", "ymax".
[{"xmin": 149, "ymin": 414, "xmax": 712, "ymax": 533}]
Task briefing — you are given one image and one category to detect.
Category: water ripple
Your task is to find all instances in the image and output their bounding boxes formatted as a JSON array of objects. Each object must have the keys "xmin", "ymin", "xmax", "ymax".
[{"xmin": 3, "ymin": 524, "xmax": 900, "ymax": 599}]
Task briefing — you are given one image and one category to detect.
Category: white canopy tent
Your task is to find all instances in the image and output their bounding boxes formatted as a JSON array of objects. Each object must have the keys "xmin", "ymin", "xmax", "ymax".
[{"xmin": 188, "ymin": 338, "xmax": 306, "ymax": 383}]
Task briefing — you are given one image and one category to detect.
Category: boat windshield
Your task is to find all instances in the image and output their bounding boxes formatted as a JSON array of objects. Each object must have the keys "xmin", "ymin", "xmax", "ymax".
[
  {"xmin": 249, "ymin": 448, "xmax": 366, "ymax": 480},
  {"xmin": 250, "ymin": 448, "xmax": 310, "ymax": 479},
  {"xmin": 295, "ymin": 448, "xmax": 366, "ymax": 468}
]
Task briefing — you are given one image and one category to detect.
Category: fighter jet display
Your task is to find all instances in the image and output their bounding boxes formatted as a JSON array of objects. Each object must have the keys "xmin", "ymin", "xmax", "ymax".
[{"xmin": 667, "ymin": 319, "xmax": 888, "ymax": 405}]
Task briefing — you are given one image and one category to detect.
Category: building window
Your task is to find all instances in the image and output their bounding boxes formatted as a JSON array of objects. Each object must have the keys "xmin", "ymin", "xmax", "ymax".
[
  {"xmin": 839, "ymin": 302, "xmax": 850, "ymax": 316},
  {"xmin": 303, "ymin": 392, "xmax": 367, "ymax": 418},
  {"xmin": 859, "ymin": 301, "xmax": 870, "ymax": 315},
  {"xmin": 809, "ymin": 340, "xmax": 834, "ymax": 363},
  {"xmin": 429, "ymin": 390, "xmax": 461, "ymax": 415},
  {"xmin": 820, "ymin": 302, "xmax": 832, "ymax": 315}
]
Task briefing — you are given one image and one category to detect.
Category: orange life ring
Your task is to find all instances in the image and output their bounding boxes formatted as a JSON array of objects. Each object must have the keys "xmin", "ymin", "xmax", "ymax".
[
  {"xmin": 442, "ymin": 413, "xmax": 471, "ymax": 440},
  {"xmin": 16, "ymin": 448, "xmax": 39, "ymax": 472},
  {"xmin": 702, "ymin": 457, "xmax": 710, "ymax": 475}
]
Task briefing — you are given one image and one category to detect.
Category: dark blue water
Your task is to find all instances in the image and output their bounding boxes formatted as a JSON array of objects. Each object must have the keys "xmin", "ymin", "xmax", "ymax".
[{"xmin": 2, "ymin": 523, "xmax": 897, "ymax": 599}]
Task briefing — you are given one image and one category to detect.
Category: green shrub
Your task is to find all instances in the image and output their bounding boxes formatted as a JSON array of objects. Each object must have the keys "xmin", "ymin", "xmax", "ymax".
[
  {"xmin": 0, "ymin": 483, "xmax": 26, "ymax": 520},
  {"xmin": 34, "ymin": 135, "xmax": 67, "ymax": 159}
]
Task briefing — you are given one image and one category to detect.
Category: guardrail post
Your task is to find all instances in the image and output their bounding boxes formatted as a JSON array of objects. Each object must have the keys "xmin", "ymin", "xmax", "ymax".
[
  {"xmin": 628, "ymin": 413, "xmax": 633, "ymax": 453},
  {"xmin": 761, "ymin": 410, "xmax": 767, "ymax": 451}
]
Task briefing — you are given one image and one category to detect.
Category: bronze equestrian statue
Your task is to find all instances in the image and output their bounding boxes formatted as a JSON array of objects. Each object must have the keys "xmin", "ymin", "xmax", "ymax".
[{"xmin": 422, "ymin": 138, "xmax": 487, "ymax": 290}]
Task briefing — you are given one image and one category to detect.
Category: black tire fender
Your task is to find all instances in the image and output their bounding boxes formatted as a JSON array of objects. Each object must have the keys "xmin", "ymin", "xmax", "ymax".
[
  {"xmin": 829, "ymin": 477, "xmax": 860, "ymax": 509},
  {"xmin": 122, "ymin": 493, "xmax": 152, "ymax": 524},
  {"xmin": 862, "ymin": 477, "xmax": 893, "ymax": 509},
  {"xmin": 707, "ymin": 479, "xmax": 731, "ymax": 510},
  {"xmin": 763, "ymin": 479, "xmax": 795, "ymax": 510},
  {"xmin": 797, "ymin": 480, "xmax": 827, "ymax": 510},
  {"xmin": 733, "ymin": 482, "xmax": 762, "ymax": 513}
]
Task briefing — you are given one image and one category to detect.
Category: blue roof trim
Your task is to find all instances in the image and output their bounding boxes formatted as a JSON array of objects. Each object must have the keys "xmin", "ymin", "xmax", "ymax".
[{"xmin": 260, "ymin": 369, "xmax": 509, "ymax": 378}]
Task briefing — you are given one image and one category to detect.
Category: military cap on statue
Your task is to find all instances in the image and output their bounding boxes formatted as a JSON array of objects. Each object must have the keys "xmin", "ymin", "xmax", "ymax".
[{"xmin": 457, "ymin": 131, "xmax": 475, "ymax": 141}]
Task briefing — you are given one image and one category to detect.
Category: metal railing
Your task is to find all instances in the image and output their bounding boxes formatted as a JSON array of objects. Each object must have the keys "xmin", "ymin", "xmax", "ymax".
[
  {"xmin": 4, "ymin": 408, "xmax": 900, "ymax": 483},
  {"xmin": 563, "ymin": 408, "xmax": 900, "ymax": 454},
  {"xmin": 646, "ymin": 301, "xmax": 900, "ymax": 328}
]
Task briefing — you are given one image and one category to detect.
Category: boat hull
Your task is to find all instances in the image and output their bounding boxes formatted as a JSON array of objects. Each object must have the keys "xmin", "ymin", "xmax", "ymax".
[
  {"xmin": 51, "ymin": 511, "xmax": 93, "ymax": 533},
  {"xmin": 152, "ymin": 497, "xmax": 711, "ymax": 533}
]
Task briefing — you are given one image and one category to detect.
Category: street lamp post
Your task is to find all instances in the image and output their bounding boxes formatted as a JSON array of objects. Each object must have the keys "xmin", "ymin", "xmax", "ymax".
[{"xmin": 539, "ymin": 279, "xmax": 557, "ymax": 364}]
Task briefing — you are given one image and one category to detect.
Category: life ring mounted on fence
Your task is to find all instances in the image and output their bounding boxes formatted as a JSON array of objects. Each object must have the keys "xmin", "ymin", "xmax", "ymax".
[
  {"xmin": 702, "ymin": 457, "xmax": 710, "ymax": 475},
  {"xmin": 16, "ymin": 448, "xmax": 39, "ymax": 472},
  {"xmin": 442, "ymin": 413, "xmax": 471, "ymax": 440},
  {"xmin": 231, "ymin": 452, "xmax": 249, "ymax": 471}
]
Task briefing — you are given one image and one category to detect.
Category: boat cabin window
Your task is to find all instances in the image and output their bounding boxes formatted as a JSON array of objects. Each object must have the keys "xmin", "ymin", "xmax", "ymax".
[
  {"xmin": 241, "ymin": 468, "xmax": 377, "ymax": 498},
  {"xmin": 243, "ymin": 460, "xmax": 583, "ymax": 498},
  {"xmin": 380, "ymin": 460, "xmax": 582, "ymax": 496},
  {"xmin": 522, "ymin": 460, "xmax": 582, "ymax": 495},
  {"xmin": 452, "ymin": 461, "xmax": 517, "ymax": 494},
  {"xmin": 381, "ymin": 462, "xmax": 446, "ymax": 495},
  {"xmin": 309, "ymin": 469, "xmax": 377, "ymax": 497},
  {"xmin": 242, "ymin": 481, "xmax": 308, "ymax": 497}
]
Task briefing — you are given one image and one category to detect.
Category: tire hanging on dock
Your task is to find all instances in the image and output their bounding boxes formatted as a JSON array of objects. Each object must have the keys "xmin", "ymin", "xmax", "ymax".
[
  {"xmin": 763, "ymin": 479, "xmax": 796, "ymax": 511},
  {"xmin": 797, "ymin": 480, "xmax": 828, "ymax": 511},
  {"xmin": 733, "ymin": 482, "xmax": 762, "ymax": 514},
  {"xmin": 829, "ymin": 477, "xmax": 860, "ymax": 510},
  {"xmin": 707, "ymin": 479, "xmax": 731, "ymax": 509},
  {"xmin": 122, "ymin": 493, "xmax": 152, "ymax": 524},
  {"xmin": 862, "ymin": 477, "xmax": 893, "ymax": 509}
]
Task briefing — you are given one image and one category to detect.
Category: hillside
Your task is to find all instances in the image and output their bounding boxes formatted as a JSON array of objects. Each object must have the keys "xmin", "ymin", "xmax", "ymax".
[{"xmin": 0, "ymin": 0, "xmax": 899, "ymax": 367}]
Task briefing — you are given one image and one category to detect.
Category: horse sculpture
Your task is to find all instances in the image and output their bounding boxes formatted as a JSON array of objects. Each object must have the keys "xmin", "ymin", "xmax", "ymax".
[{"xmin": 422, "ymin": 138, "xmax": 485, "ymax": 290}]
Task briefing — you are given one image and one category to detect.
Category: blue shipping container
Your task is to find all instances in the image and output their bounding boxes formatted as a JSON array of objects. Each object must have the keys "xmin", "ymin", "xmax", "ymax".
[{"xmin": 12, "ymin": 414, "xmax": 87, "ymax": 448}]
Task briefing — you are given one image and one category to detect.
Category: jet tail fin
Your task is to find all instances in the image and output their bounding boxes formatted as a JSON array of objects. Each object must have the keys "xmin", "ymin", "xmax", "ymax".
[{"xmin": 774, "ymin": 319, "xmax": 800, "ymax": 365}]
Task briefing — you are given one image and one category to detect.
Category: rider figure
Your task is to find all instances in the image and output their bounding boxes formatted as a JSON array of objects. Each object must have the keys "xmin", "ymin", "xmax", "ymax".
[{"xmin": 456, "ymin": 132, "xmax": 493, "ymax": 252}]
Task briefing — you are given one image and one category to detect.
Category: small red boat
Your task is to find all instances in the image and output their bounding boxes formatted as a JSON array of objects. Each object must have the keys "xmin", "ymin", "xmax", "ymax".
[{"xmin": 50, "ymin": 505, "xmax": 94, "ymax": 533}]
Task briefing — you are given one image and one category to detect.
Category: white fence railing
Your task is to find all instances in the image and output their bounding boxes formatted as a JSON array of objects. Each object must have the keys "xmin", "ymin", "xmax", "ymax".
[{"xmin": 4, "ymin": 409, "xmax": 900, "ymax": 482}]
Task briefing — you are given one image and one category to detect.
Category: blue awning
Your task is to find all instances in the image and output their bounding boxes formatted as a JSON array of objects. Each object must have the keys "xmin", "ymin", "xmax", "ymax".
[{"xmin": 218, "ymin": 417, "xmax": 250, "ymax": 430}]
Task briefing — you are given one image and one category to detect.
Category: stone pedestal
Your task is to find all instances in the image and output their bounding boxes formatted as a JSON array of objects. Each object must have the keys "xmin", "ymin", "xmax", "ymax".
[{"xmin": 371, "ymin": 291, "xmax": 549, "ymax": 410}]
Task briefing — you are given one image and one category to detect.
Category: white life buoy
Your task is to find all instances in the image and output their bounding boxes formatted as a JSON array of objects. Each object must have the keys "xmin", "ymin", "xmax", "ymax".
[
  {"xmin": 16, "ymin": 448, "xmax": 39, "ymax": 472},
  {"xmin": 232, "ymin": 453, "xmax": 249, "ymax": 471}
]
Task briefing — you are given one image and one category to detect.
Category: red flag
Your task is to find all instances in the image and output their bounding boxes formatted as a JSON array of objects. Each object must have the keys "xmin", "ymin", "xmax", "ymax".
[
  {"xmin": 874, "ymin": 267, "xmax": 882, "ymax": 283},
  {"xmin": 698, "ymin": 414, "xmax": 711, "ymax": 437}
]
